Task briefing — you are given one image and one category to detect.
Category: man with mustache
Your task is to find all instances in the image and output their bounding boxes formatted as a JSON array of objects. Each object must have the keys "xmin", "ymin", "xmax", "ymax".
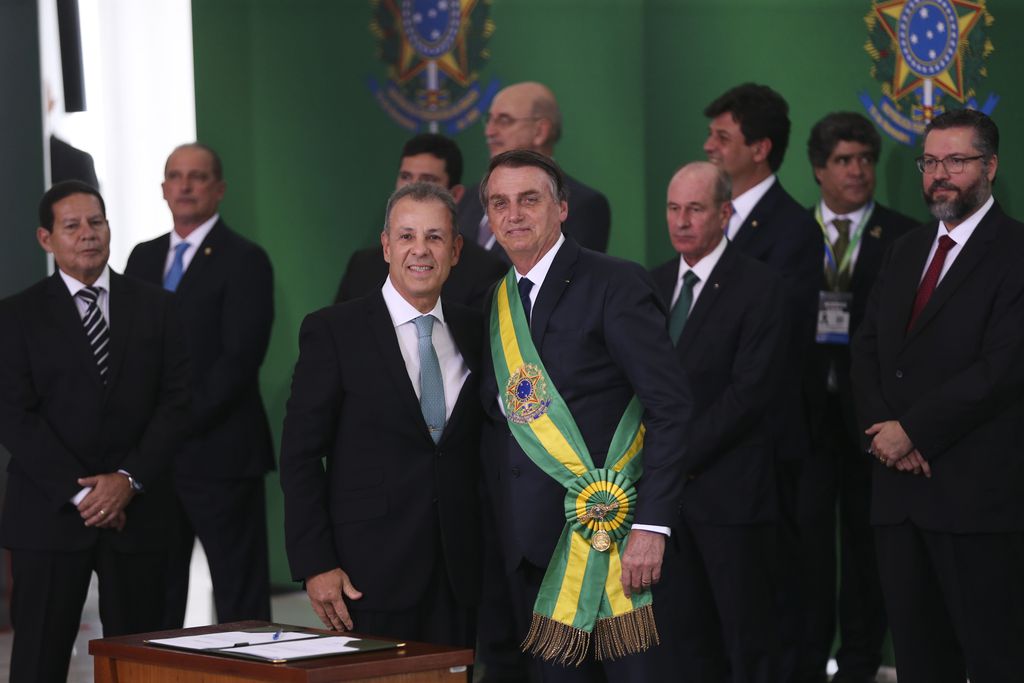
[
  {"xmin": 851, "ymin": 109, "xmax": 1024, "ymax": 683},
  {"xmin": 798, "ymin": 112, "xmax": 917, "ymax": 683}
]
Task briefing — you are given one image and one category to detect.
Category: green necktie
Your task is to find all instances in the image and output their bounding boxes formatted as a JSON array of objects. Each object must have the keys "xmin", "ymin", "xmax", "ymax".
[
  {"xmin": 669, "ymin": 270, "xmax": 700, "ymax": 344},
  {"xmin": 830, "ymin": 218, "xmax": 852, "ymax": 291}
]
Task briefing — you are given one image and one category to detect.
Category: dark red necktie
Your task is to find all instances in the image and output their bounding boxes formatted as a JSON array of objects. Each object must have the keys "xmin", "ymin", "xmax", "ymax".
[{"xmin": 907, "ymin": 234, "xmax": 956, "ymax": 332}]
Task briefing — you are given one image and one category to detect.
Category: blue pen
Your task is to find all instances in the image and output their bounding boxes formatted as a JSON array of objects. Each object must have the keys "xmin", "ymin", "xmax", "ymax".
[{"xmin": 272, "ymin": 630, "xmax": 282, "ymax": 641}]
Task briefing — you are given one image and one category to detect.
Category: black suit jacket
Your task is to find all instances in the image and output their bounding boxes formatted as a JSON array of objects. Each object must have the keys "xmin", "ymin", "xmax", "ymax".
[
  {"xmin": 334, "ymin": 239, "xmax": 507, "ymax": 310},
  {"xmin": 729, "ymin": 180, "xmax": 823, "ymax": 460},
  {"xmin": 125, "ymin": 220, "xmax": 274, "ymax": 478},
  {"xmin": 0, "ymin": 272, "xmax": 190, "ymax": 551},
  {"xmin": 851, "ymin": 202, "xmax": 1024, "ymax": 532},
  {"xmin": 459, "ymin": 173, "xmax": 612, "ymax": 259},
  {"xmin": 806, "ymin": 202, "xmax": 918, "ymax": 446},
  {"xmin": 480, "ymin": 238, "xmax": 692, "ymax": 573},
  {"xmin": 280, "ymin": 293, "xmax": 483, "ymax": 611},
  {"xmin": 652, "ymin": 245, "xmax": 788, "ymax": 525}
]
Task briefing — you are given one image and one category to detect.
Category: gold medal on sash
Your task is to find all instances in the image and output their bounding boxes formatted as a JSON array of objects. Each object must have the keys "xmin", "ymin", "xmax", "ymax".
[{"xmin": 590, "ymin": 530, "xmax": 612, "ymax": 552}]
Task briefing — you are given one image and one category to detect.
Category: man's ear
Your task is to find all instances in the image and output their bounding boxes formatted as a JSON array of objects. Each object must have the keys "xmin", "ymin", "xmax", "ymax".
[{"xmin": 450, "ymin": 184, "xmax": 466, "ymax": 203}]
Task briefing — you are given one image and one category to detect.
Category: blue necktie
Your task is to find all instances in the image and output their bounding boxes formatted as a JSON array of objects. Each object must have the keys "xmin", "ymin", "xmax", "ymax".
[
  {"xmin": 669, "ymin": 270, "xmax": 700, "ymax": 344},
  {"xmin": 164, "ymin": 242, "xmax": 190, "ymax": 292},
  {"xmin": 518, "ymin": 277, "xmax": 534, "ymax": 322},
  {"xmin": 414, "ymin": 315, "xmax": 446, "ymax": 444}
]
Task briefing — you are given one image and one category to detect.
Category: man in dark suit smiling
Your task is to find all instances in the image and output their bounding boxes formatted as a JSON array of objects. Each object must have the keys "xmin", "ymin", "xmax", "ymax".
[{"xmin": 280, "ymin": 182, "xmax": 483, "ymax": 647}]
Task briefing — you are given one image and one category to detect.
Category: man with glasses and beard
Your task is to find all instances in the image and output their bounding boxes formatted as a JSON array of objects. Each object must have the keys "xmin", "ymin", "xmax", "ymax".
[{"xmin": 851, "ymin": 109, "xmax": 1024, "ymax": 683}]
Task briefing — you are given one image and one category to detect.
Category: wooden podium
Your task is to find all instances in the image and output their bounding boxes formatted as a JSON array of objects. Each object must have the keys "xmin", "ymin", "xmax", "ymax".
[{"xmin": 89, "ymin": 621, "xmax": 474, "ymax": 682}]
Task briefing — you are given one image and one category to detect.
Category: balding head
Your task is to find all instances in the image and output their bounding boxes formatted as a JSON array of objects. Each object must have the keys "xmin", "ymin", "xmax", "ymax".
[
  {"xmin": 666, "ymin": 162, "xmax": 733, "ymax": 266},
  {"xmin": 484, "ymin": 81, "xmax": 562, "ymax": 157}
]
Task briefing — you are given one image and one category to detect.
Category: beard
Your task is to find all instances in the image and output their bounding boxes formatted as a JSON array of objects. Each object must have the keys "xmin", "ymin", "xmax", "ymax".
[{"xmin": 924, "ymin": 174, "xmax": 990, "ymax": 223}]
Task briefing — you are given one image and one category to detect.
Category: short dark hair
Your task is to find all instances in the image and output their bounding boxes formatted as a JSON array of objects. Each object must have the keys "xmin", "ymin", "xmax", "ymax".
[
  {"xmin": 167, "ymin": 142, "xmax": 224, "ymax": 180},
  {"xmin": 383, "ymin": 181, "xmax": 458, "ymax": 237},
  {"xmin": 925, "ymin": 108, "xmax": 999, "ymax": 159},
  {"xmin": 39, "ymin": 180, "xmax": 106, "ymax": 232},
  {"xmin": 400, "ymin": 133, "xmax": 463, "ymax": 187},
  {"xmin": 807, "ymin": 112, "xmax": 881, "ymax": 169},
  {"xmin": 704, "ymin": 83, "xmax": 791, "ymax": 172},
  {"xmin": 479, "ymin": 149, "xmax": 568, "ymax": 206}
]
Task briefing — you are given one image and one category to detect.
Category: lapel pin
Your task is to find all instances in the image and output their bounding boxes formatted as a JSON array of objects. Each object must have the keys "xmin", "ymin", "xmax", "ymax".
[
  {"xmin": 713, "ymin": 282, "xmax": 720, "ymax": 289},
  {"xmin": 751, "ymin": 220, "xmax": 759, "ymax": 228},
  {"xmin": 869, "ymin": 226, "xmax": 882, "ymax": 239},
  {"xmin": 204, "ymin": 246, "xmax": 213, "ymax": 256}
]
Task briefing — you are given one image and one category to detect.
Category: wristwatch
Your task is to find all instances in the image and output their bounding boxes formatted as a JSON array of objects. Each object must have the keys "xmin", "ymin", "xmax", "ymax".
[{"xmin": 119, "ymin": 469, "xmax": 144, "ymax": 493}]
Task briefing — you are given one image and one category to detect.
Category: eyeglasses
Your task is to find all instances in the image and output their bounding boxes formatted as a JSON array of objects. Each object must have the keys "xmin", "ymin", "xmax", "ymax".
[
  {"xmin": 915, "ymin": 155, "xmax": 985, "ymax": 174},
  {"xmin": 483, "ymin": 113, "xmax": 540, "ymax": 128}
]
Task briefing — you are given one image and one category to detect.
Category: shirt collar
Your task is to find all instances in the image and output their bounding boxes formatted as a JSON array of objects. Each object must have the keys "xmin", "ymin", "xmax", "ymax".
[
  {"xmin": 516, "ymin": 233, "xmax": 566, "ymax": 290},
  {"xmin": 937, "ymin": 194, "xmax": 994, "ymax": 242},
  {"xmin": 170, "ymin": 213, "xmax": 220, "ymax": 249},
  {"xmin": 58, "ymin": 265, "xmax": 111, "ymax": 297},
  {"xmin": 820, "ymin": 199, "xmax": 871, "ymax": 230},
  {"xmin": 381, "ymin": 276, "xmax": 445, "ymax": 327},
  {"xmin": 677, "ymin": 234, "xmax": 728, "ymax": 283},
  {"xmin": 730, "ymin": 174, "xmax": 776, "ymax": 226}
]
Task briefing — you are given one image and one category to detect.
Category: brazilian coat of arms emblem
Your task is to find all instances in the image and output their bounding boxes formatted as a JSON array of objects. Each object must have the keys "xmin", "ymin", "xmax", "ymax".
[
  {"xmin": 369, "ymin": 0, "xmax": 500, "ymax": 134},
  {"xmin": 861, "ymin": 0, "xmax": 997, "ymax": 146}
]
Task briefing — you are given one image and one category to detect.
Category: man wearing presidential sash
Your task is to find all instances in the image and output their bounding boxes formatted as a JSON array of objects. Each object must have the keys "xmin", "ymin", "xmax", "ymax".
[{"xmin": 479, "ymin": 150, "xmax": 692, "ymax": 681}]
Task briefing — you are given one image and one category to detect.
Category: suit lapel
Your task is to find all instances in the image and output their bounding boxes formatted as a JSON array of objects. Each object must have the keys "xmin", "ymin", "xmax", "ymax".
[
  {"xmin": 46, "ymin": 274, "xmax": 104, "ymax": 389},
  {"xmin": 904, "ymin": 206, "xmax": 1001, "ymax": 344},
  {"xmin": 367, "ymin": 292, "xmax": 433, "ymax": 441},
  {"xmin": 851, "ymin": 205, "xmax": 885, "ymax": 293},
  {"xmin": 731, "ymin": 180, "xmax": 780, "ymax": 248},
  {"xmin": 439, "ymin": 302, "xmax": 477, "ymax": 444},
  {"xmin": 174, "ymin": 220, "xmax": 225, "ymax": 296},
  {"xmin": 139, "ymin": 234, "xmax": 170, "ymax": 284},
  {"xmin": 529, "ymin": 237, "xmax": 580, "ymax": 349},
  {"xmin": 104, "ymin": 272, "xmax": 134, "ymax": 393},
  {"xmin": 676, "ymin": 245, "xmax": 733, "ymax": 352},
  {"xmin": 651, "ymin": 260, "xmax": 677, "ymax": 308}
]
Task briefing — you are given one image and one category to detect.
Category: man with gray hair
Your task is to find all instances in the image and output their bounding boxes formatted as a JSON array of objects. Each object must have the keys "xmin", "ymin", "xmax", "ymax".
[
  {"xmin": 458, "ymin": 81, "xmax": 611, "ymax": 257},
  {"xmin": 280, "ymin": 182, "xmax": 485, "ymax": 648},
  {"xmin": 650, "ymin": 162, "xmax": 789, "ymax": 682}
]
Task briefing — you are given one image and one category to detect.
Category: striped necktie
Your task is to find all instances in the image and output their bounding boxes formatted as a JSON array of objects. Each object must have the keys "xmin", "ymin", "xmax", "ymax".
[{"xmin": 78, "ymin": 286, "xmax": 110, "ymax": 383}]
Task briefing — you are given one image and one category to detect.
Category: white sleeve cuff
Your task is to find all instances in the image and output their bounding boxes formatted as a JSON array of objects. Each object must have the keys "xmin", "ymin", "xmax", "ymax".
[
  {"xmin": 71, "ymin": 486, "xmax": 92, "ymax": 506},
  {"xmin": 631, "ymin": 523, "xmax": 671, "ymax": 537}
]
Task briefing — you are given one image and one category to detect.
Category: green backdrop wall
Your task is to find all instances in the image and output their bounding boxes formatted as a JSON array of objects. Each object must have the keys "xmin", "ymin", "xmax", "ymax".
[{"xmin": 189, "ymin": 0, "xmax": 1022, "ymax": 588}]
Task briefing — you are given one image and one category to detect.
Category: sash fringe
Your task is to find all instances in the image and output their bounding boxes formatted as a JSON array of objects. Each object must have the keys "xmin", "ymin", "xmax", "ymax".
[
  {"xmin": 521, "ymin": 613, "xmax": 591, "ymax": 666},
  {"xmin": 521, "ymin": 606, "xmax": 660, "ymax": 665},
  {"xmin": 594, "ymin": 604, "xmax": 660, "ymax": 661}
]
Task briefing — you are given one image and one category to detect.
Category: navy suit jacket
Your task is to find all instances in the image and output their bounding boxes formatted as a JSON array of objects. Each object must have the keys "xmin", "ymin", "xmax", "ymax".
[
  {"xmin": 125, "ymin": 219, "xmax": 274, "ymax": 479},
  {"xmin": 459, "ymin": 173, "xmax": 612, "ymax": 260},
  {"xmin": 852, "ymin": 202, "xmax": 1024, "ymax": 532},
  {"xmin": 280, "ymin": 293, "xmax": 483, "ymax": 611},
  {"xmin": 480, "ymin": 237, "xmax": 692, "ymax": 573},
  {"xmin": 652, "ymin": 244, "xmax": 788, "ymax": 524},
  {"xmin": 0, "ymin": 272, "xmax": 190, "ymax": 551},
  {"xmin": 729, "ymin": 179, "xmax": 823, "ymax": 461}
]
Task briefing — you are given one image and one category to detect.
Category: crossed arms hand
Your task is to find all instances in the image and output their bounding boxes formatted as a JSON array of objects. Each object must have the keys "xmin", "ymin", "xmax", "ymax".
[{"xmin": 866, "ymin": 420, "xmax": 931, "ymax": 478}]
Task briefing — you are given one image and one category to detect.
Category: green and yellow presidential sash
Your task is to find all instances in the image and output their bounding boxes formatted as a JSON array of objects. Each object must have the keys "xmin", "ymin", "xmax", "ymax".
[{"xmin": 490, "ymin": 271, "xmax": 659, "ymax": 665}]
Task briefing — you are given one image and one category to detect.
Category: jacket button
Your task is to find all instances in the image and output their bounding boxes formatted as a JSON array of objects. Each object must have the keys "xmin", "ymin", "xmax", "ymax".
[
  {"xmin": 511, "ymin": 466, "xmax": 520, "ymax": 478},
  {"xmin": 895, "ymin": 370, "xmax": 904, "ymax": 378}
]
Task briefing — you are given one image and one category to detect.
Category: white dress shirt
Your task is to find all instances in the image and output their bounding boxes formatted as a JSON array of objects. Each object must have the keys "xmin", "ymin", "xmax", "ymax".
[
  {"xmin": 671, "ymin": 235, "xmax": 728, "ymax": 309},
  {"xmin": 726, "ymin": 174, "xmax": 776, "ymax": 240},
  {"xmin": 165, "ymin": 213, "xmax": 219, "ymax": 278},
  {"xmin": 381, "ymin": 277, "xmax": 469, "ymax": 421},
  {"xmin": 919, "ymin": 195, "xmax": 993, "ymax": 285}
]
